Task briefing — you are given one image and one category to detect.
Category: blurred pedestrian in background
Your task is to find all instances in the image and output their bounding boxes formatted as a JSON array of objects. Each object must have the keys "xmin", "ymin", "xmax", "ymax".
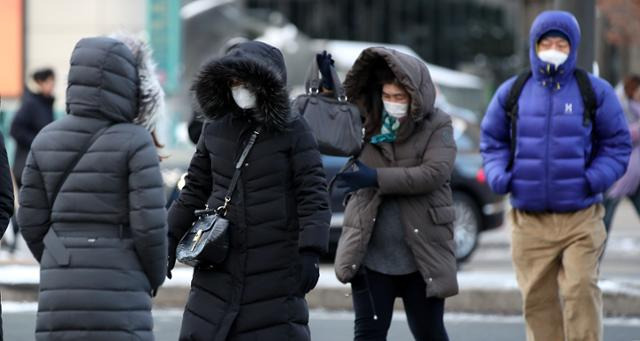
[
  {"xmin": 167, "ymin": 41, "xmax": 330, "ymax": 341},
  {"xmin": 17, "ymin": 35, "xmax": 167, "ymax": 340},
  {"xmin": 0, "ymin": 96, "xmax": 15, "ymax": 341},
  {"xmin": 7, "ymin": 68, "xmax": 55, "ymax": 253},
  {"xmin": 334, "ymin": 47, "xmax": 457, "ymax": 341},
  {"xmin": 481, "ymin": 10, "xmax": 631, "ymax": 341},
  {"xmin": 603, "ymin": 75, "xmax": 640, "ymax": 233}
]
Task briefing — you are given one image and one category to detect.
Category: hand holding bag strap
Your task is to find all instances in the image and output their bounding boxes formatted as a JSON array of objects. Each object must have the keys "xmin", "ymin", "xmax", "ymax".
[
  {"xmin": 44, "ymin": 124, "xmax": 112, "ymax": 266},
  {"xmin": 328, "ymin": 64, "xmax": 348, "ymax": 102},
  {"xmin": 303, "ymin": 59, "xmax": 348, "ymax": 102},
  {"xmin": 304, "ymin": 61, "xmax": 322, "ymax": 95},
  {"xmin": 210, "ymin": 126, "xmax": 263, "ymax": 216}
]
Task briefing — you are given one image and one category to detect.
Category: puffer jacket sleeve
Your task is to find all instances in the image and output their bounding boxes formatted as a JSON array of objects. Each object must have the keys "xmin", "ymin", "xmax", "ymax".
[
  {"xmin": 480, "ymin": 79, "xmax": 516, "ymax": 195},
  {"xmin": 167, "ymin": 131, "xmax": 212, "ymax": 243},
  {"xmin": 128, "ymin": 131, "xmax": 168, "ymax": 289},
  {"xmin": 290, "ymin": 118, "xmax": 331, "ymax": 254},
  {"xmin": 18, "ymin": 152, "xmax": 49, "ymax": 261},
  {"xmin": 585, "ymin": 79, "xmax": 632, "ymax": 194},
  {"xmin": 376, "ymin": 114, "xmax": 457, "ymax": 195},
  {"xmin": 0, "ymin": 132, "xmax": 14, "ymax": 237}
]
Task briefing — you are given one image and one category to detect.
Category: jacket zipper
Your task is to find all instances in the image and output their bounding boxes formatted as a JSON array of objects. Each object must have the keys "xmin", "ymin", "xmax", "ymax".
[{"xmin": 545, "ymin": 70, "xmax": 554, "ymax": 210}]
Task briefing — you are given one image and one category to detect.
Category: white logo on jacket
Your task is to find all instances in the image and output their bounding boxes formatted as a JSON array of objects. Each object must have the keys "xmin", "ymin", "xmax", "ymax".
[{"xmin": 565, "ymin": 103, "xmax": 573, "ymax": 114}]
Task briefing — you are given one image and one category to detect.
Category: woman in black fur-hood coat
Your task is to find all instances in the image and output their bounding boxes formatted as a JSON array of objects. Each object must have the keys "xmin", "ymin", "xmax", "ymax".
[{"xmin": 167, "ymin": 41, "xmax": 331, "ymax": 341}]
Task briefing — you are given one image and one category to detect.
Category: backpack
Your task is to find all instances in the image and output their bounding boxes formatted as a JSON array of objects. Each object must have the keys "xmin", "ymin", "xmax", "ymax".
[{"xmin": 504, "ymin": 68, "xmax": 597, "ymax": 170}]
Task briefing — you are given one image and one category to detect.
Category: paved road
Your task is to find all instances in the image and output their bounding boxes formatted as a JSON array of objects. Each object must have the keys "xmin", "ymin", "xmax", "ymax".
[{"xmin": 3, "ymin": 309, "xmax": 639, "ymax": 340}]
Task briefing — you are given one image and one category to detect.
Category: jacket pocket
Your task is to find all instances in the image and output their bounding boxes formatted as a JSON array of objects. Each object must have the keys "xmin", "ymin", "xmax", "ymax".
[{"xmin": 426, "ymin": 206, "xmax": 456, "ymax": 241}]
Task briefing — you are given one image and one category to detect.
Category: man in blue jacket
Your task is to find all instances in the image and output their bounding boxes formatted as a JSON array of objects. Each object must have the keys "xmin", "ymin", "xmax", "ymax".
[{"xmin": 481, "ymin": 11, "xmax": 631, "ymax": 341}]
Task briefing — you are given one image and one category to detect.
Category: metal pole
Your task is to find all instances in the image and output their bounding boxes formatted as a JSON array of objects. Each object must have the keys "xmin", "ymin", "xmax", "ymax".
[{"xmin": 554, "ymin": 0, "xmax": 596, "ymax": 72}]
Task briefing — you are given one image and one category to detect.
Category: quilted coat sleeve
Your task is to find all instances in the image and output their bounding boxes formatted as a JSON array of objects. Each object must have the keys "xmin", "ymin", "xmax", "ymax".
[
  {"xmin": 167, "ymin": 132, "xmax": 212, "ymax": 243},
  {"xmin": 376, "ymin": 114, "xmax": 457, "ymax": 195},
  {"xmin": 291, "ymin": 118, "xmax": 331, "ymax": 254},
  {"xmin": 480, "ymin": 79, "xmax": 515, "ymax": 195},
  {"xmin": 18, "ymin": 152, "xmax": 49, "ymax": 262},
  {"xmin": 585, "ymin": 79, "xmax": 632, "ymax": 194},
  {"xmin": 128, "ymin": 130, "xmax": 168, "ymax": 289},
  {"xmin": 0, "ymin": 132, "xmax": 14, "ymax": 237}
]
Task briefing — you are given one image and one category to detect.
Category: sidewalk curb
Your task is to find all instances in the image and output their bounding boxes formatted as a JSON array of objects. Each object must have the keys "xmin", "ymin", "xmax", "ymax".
[{"xmin": 4, "ymin": 283, "xmax": 639, "ymax": 317}]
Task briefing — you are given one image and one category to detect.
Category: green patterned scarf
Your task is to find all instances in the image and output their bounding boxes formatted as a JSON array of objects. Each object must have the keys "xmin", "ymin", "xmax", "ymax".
[{"xmin": 371, "ymin": 110, "xmax": 400, "ymax": 144}]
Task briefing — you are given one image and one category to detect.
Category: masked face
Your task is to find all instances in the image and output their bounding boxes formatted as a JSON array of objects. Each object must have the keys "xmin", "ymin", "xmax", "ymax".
[
  {"xmin": 231, "ymin": 85, "xmax": 257, "ymax": 109},
  {"xmin": 537, "ymin": 36, "xmax": 570, "ymax": 67},
  {"xmin": 383, "ymin": 101, "xmax": 409, "ymax": 119},
  {"xmin": 381, "ymin": 83, "xmax": 409, "ymax": 118}
]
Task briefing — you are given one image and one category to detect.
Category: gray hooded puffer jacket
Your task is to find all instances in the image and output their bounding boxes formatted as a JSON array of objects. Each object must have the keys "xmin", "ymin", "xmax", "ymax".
[{"xmin": 18, "ymin": 37, "xmax": 167, "ymax": 341}]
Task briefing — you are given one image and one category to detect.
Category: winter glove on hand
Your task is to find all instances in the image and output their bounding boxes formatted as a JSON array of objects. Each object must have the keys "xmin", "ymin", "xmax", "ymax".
[
  {"xmin": 316, "ymin": 51, "xmax": 335, "ymax": 91},
  {"xmin": 299, "ymin": 251, "xmax": 320, "ymax": 295},
  {"xmin": 167, "ymin": 237, "xmax": 178, "ymax": 279},
  {"xmin": 335, "ymin": 160, "xmax": 378, "ymax": 193}
]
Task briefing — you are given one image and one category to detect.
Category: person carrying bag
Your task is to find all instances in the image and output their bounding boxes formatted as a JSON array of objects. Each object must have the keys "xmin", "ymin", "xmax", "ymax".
[{"xmin": 293, "ymin": 52, "xmax": 363, "ymax": 157}]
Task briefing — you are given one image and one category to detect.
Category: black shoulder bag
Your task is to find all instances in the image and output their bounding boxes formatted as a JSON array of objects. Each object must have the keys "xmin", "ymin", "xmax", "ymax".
[{"xmin": 176, "ymin": 127, "xmax": 262, "ymax": 267}]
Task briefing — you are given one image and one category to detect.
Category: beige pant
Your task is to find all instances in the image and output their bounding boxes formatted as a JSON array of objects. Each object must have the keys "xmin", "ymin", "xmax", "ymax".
[{"xmin": 510, "ymin": 204, "xmax": 607, "ymax": 341}]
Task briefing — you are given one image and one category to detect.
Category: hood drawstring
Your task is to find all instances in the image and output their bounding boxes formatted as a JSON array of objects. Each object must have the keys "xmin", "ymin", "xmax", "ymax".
[{"xmin": 363, "ymin": 270, "xmax": 379, "ymax": 320}]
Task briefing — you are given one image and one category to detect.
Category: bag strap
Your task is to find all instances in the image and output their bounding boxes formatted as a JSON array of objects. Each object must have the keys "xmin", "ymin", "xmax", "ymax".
[
  {"xmin": 504, "ymin": 70, "xmax": 532, "ymax": 171},
  {"xmin": 43, "ymin": 123, "xmax": 112, "ymax": 267},
  {"xmin": 304, "ymin": 58, "xmax": 349, "ymax": 102},
  {"xmin": 48, "ymin": 124, "xmax": 112, "ymax": 208},
  {"xmin": 574, "ymin": 68, "xmax": 597, "ymax": 127},
  {"xmin": 574, "ymin": 68, "xmax": 597, "ymax": 164},
  {"xmin": 214, "ymin": 126, "xmax": 262, "ymax": 216}
]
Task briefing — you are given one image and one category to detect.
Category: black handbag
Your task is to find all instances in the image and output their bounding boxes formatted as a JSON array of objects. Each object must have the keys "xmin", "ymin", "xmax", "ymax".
[
  {"xmin": 292, "ymin": 58, "xmax": 363, "ymax": 157},
  {"xmin": 176, "ymin": 127, "xmax": 262, "ymax": 267}
]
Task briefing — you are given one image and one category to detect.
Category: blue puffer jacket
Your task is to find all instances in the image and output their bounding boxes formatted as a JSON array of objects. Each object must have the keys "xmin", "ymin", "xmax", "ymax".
[{"xmin": 481, "ymin": 10, "xmax": 631, "ymax": 212}]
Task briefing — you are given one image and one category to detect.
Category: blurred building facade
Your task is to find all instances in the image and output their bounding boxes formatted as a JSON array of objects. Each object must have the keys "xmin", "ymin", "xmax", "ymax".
[{"xmin": 2, "ymin": 0, "xmax": 146, "ymax": 110}]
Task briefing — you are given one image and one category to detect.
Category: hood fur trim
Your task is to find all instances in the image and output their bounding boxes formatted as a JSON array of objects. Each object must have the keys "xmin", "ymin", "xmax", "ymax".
[
  {"xmin": 110, "ymin": 32, "xmax": 165, "ymax": 131},
  {"xmin": 192, "ymin": 44, "xmax": 290, "ymax": 132}
]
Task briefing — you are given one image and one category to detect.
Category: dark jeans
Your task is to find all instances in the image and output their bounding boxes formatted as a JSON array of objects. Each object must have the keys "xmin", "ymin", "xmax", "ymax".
[
  {"xmin": 603, "ymin": 189, "xmax": 640, "ymax": 233},
  {"xmin": 351, "ymin": 268, "xmax": 449, "ymax": 341}
]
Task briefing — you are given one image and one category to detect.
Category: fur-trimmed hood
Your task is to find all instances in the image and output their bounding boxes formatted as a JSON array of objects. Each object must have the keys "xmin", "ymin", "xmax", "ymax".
[
  {"xmin": 110, "ymin": 33, "xmax": 165, "ymax": 131},
  {"xmin": 192, "ymin": 41, "xmax": 290, "ymax": 131}
]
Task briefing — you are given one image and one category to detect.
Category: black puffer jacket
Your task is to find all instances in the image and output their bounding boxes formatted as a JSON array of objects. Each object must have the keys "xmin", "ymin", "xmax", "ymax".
[
  {"xmin": 168, "ymin": 41, "xmax": 331, "ymax": 341},
  {"xmin": 10, "ymin": 88, "xmax": 54, "ymax": 186},
  {"xmin": 18, "ymin": 37, "xmax": 167, "ymax": 341}
]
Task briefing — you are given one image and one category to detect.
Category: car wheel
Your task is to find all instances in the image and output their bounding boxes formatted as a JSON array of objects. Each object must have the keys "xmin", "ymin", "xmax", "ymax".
[{"xmin": 453, "ymin": 191, "xmax": 481, "ymax": 264}]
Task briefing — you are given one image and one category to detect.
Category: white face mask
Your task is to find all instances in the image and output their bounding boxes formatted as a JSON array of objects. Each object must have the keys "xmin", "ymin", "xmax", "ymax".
[
  {"xmin": 537, "ymin": 49, "xmax": 569, "ymax": 67},
  {"xmin": 231, "ymin": 85, "xmax": 257, "ymax": 109},
  {"xmin": 383, "ymin": 100, "xmax": 408, "ymax": 119}
]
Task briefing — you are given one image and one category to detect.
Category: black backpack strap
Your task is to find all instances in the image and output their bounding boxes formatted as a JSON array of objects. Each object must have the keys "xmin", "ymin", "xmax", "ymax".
[
  {"xmin": 574, "ymin": 68, "xmax": 597, "ymax": 127},
  {"xmin": 504, "ymin": 70, "xmax": 532, "ymax": 171}
]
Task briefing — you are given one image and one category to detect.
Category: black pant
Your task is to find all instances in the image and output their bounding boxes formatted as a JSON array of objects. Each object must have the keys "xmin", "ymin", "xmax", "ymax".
[{"xmin": 351, "ymin": 268, "xmax": 449, "ymax": 341}]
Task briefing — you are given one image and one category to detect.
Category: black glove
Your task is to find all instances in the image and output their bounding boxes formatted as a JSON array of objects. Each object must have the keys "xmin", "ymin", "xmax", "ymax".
[
  {"xmin": 167, "ymin": 237, "xmax": 178, "ymax": 279},
  {"xmin": 299, "ymin": 251, "xmax": 320, "ymax": 295},
  {"xmin": 334, "ymin": 160, "xmax": 378, "ymax": 193},
  {"xmin": 316, "ymin": 51, "xmax": 335, "ymax": 91}
]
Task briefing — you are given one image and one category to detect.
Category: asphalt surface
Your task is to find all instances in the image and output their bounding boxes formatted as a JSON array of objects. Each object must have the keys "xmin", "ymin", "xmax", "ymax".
[{"xmin": 3, "ymin": 309, "xmax": 639, "ymax": 340}]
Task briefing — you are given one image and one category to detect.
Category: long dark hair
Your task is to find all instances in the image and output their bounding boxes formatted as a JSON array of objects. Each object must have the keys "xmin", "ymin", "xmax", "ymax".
[
  {"xmin": 361, "ymin": 64, "xmax": 403, "ymax": 141},
  {"xmin": 150, "ymin": 130, "xmax": 168, "ymax": 161}
]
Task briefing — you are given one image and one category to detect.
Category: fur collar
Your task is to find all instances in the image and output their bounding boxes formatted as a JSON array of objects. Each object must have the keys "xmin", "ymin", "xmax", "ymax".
[{"xmin": 192, "ymin": 42, "xmax": 291, "ymax": 132}]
